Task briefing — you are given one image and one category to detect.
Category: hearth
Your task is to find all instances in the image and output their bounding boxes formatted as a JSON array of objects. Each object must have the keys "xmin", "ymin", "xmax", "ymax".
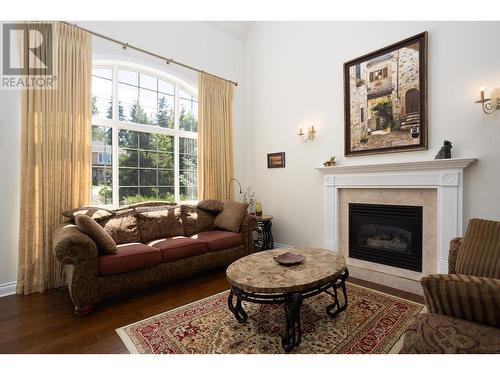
[{"xmin": 349, "ymin": 203, "xmax": 422, "ymax": 272}]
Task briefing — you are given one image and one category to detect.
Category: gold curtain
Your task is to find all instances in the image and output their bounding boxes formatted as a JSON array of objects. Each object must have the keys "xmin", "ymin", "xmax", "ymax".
[
  {"xmin": 17, "ymin": 22, "xmax": 92, "ymax": 294},
  {"xmin": 197, "ymin": 73, "xmax": 234, "ymax": 202}
]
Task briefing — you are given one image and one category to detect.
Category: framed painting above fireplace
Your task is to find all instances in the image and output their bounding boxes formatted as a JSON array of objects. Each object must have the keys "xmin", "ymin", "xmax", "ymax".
[{"xmin": 344, "ymin": 32, "xmax": 428, "ymax": 156}]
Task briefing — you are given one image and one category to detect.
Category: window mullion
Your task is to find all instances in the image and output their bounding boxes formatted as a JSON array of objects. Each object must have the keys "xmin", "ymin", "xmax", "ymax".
[
  {"xmin": 174, "ymin": 134, "xmax": 180, "ymax": 203},
  {"xmin": 174, "ymin": 83, "xmax": 180, "ymax": 203},
  {"xmin": 112, "ymin": 66, "xmax": 119, "ymax": 208},
  {"xmin": 112, "ymin": 125, "xmax": 119, "ymax": 208},
  {"xmin": 117, "ymin": 121, "xmax": 178, "ymax": 137},
  {"xmin": 174, "ymin": 83, "xmax": 180, "ymax": 131},
  {"xmin": 112, "ymin": 66, "xmax": 118, "ymax": 121}
]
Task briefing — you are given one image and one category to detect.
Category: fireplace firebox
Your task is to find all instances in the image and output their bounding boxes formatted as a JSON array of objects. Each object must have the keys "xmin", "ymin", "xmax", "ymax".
[{"xmin": 349, "ymin": 203, "xmax": 422, "ymax": 272}]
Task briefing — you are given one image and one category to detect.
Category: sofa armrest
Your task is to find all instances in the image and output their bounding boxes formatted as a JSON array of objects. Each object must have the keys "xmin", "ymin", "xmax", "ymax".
[
  {"xmin": 421, "ymin": 273, "xmax": 500, "ymax": 328},
  {"xmin": 240, "ymin": 214, "xmax": 258, "ymax": 254},
  {"xmin": 52, "ymin": 223, "xmax": 99, "ymax": 313},
  {"xmin": 53, "ymin": 223, "xmax": 99, "ymax": 265},
  {"xmin": 448, "ymin": 237, "xmax": 463, "ymax": 274}
]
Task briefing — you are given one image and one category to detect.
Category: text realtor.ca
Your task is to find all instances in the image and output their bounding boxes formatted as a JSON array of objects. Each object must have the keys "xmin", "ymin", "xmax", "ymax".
[
  {"xmin": 2, "ymin": 76, "xmax": 57, "ymax": 89},
  {"xmin": 1, "ymin": 23, "xmax": 58, "ymax": 89}
]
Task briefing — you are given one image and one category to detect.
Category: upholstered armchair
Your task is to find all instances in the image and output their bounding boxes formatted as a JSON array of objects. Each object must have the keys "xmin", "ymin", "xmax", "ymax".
[{"xmin": 401, "ymin": 218, "xmax": 500, "ymax": 354}]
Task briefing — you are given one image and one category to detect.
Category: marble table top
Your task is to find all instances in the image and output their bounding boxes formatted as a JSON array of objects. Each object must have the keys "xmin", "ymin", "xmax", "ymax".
[{"xmin": 226, "ymin": 247, "xmax": 346, "ymax": 294}]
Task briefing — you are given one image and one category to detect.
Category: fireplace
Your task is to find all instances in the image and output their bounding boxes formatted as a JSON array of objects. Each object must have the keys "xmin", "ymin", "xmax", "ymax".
[{"xmin": 349, "ymin": 203, "xmax": 423, "ymax": 272}]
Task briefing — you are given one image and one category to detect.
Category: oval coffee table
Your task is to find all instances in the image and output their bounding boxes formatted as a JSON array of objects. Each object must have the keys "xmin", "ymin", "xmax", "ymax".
[{"xmin": 226, "ymin": 247, "xmax": 349, "ymax": 352}]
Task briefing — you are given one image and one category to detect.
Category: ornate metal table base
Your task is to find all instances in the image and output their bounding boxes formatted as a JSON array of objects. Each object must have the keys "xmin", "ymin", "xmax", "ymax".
[
  {"xmin": 254, "ymin": 220, "xmax": 274, "ymax": 250},
  {"xmin": 227, "ymin": 268, "xmax": 349, "ymax": 352}
]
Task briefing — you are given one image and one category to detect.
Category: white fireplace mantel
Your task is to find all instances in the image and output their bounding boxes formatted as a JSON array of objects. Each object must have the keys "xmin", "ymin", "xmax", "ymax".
[{"xmin": 316, "ymin": 158, "xmax": 477, "ymax": 274}]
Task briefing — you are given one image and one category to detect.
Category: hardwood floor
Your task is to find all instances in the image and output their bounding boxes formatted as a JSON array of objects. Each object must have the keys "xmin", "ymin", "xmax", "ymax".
[{"xmin": 0, "ymin": 269, "xmax": 423, "ymax": 353}]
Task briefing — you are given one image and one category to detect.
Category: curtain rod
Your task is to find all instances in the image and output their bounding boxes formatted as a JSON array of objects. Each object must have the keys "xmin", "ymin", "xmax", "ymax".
[{"xmin": 60, "ymin": 21, "xmax": 238, "ymax": 86}]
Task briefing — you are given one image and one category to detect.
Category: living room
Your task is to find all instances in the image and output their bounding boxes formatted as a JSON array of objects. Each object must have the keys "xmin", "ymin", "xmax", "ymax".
[{"xmin": 0, "ymin": 0, "xmax": 499, "ymax": 372}]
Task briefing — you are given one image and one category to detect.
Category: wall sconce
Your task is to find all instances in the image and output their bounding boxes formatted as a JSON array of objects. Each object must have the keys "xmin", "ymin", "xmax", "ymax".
[
  {"xmin": 298, "ymin": 126, "xmax": 316, "ymax": 143},
  {"xmin": 476, "ymin": 86, "xmax": 500, "ymax": 114}
]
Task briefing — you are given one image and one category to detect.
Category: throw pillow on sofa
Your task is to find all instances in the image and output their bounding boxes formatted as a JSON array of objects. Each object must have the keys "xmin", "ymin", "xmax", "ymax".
[
  {"xmin": 214, "ymin": 202, "xmax": 249, "ymax": 233},
  {"xmin": 181, "ymin": 205, "xmax": 216, "ymax": 237},
  {"xmin": 197, "ymin": 199, "xmax": 223, "ymax": 214},
  {"xmin": 75, "ymin": 215, "xmax": 117, "ymax": 254},
  {"xmin": 136, "ymin": 205, "xmax": 184, "ymax": 243},
  {"xmin": 62, "ymin": 206, "xmax": 115, "ymax": 221},
  {"xmin": 98, "ymin": 209, "xmax": 141, "ymax": 245}
]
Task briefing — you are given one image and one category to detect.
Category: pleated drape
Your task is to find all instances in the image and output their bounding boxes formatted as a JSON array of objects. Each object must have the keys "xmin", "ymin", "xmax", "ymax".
[
  {"xmin": 17, "ymin": 22, "xmax": 92, "ymax": 294},
  {"xmin": 197, "ymin": 73, "xmax": 234, "ymax": 202}
]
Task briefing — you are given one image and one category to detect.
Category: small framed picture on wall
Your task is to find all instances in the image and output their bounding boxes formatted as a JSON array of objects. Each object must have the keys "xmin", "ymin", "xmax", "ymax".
[{"xmin": 267, "ymin": 152, "xmax": 285, "ymax": 168}]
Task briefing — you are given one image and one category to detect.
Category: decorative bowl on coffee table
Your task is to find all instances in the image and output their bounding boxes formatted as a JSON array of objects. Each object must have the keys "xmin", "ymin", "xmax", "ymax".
[{"xmin": 273, "ymin": 251, "xmax": 305, "ymax": 266}]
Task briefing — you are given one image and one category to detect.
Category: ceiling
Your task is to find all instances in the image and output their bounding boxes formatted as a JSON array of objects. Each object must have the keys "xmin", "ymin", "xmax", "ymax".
[{"xmin": 205, "ymin": 21, "xmax": 253, "ymax": 42}]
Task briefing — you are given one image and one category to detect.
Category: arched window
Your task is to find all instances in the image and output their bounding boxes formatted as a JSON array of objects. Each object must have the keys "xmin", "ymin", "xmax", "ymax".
[{"xmin": 91, "ymin": 62, "xmax": 198, "ymax": 206}]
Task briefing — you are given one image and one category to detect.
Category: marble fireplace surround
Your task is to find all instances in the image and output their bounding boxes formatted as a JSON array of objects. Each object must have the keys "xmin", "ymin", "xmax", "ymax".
[{"xmin": 317, "ymin": 158, "xmax": 476, "ymax": 294}]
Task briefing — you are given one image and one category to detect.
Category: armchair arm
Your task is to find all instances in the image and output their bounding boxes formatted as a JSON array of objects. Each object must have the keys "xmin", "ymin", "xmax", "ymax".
[
  {"xmin": 421, "ymin": 273, "xmax": 500, "ymax": 328},
  {"xmin": 448, "ymin": 237, "xmax": 463, "ymax": 274},
  {"xmin": 240, "ymin": 214, "xmax": 258, "ymax": 254},
  {"xmin": 52, "ymin": 223, "xmax": 99, "ymax": 313}
]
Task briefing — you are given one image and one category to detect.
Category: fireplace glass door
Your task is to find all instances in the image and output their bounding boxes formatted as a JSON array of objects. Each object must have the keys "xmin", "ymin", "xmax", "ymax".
[{"xmin": 349, "ymin": 203, "xmax": 423, "ymax": 272}]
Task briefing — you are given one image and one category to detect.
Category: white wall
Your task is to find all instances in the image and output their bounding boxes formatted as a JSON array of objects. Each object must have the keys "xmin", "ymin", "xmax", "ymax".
[
  {"xmin": 245, "ymin": 22, "xmax": 500, "ymax": 247},
  {"xmin": 0, "ymin": 21, "xmax": 249, "ymax": 288},
  {"xmin": 0, "ymin": 85, "xmax": 21, "ymax": 293}
]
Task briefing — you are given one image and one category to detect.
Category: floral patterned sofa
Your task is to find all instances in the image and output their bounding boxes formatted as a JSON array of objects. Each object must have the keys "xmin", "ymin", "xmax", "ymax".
[{"xmin": 53, "ymin": 200, "xmax": 257, "ymax": 314}]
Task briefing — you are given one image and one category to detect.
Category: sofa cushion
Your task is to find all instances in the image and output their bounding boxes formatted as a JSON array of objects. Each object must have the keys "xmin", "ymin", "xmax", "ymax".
[
  {"xmin": 213, "ymin": 202, "xmax": 249, "ymax": 233},
  {"xmin": 99, "ymin": 209, "xmax": 141, "ymax": 245},
  {"xmin": 191, "ymin": 230, "xmax": 243, "ymax": 253},
  {"xmin": 147, "ymin": 237, "xmax": 208, "ymax": 263},
  {"xmin": 401, "ymin": 313, "xmax": 500, "ymax": 354},
  {"xmin": 75, "ymin": 215, "xmax": 117, "ymax": 254},
  {"xmin": 136, "ymin": 205, "xmax": 184, "ymax": 243},
  {"xmin": 62, "ymin": 206, "xmax": 115, "ymax": 221},
  {"xmin": 181, "ymin": 205, "xmax": 216, "ymax": 237},
  {"xmin": 98, "ymin": 243, "xmax": 161, "ymax": 276},
  {"xmin": 456, "ymin": 218, "xmax": 500, "ymax": 278},
  {"xmin": 197, "ymin": 199, "xmax": 223, "ymax": 214}
]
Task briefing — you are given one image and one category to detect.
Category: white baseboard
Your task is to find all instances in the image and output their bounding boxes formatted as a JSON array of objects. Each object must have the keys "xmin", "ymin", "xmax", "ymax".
[
  {"xmin": 273, "ymin": 242, "xmax": 293, "ymax": 249},
  {"xmin": 0, "ymin": 281, "xmax": 16, "ymax": 297}
]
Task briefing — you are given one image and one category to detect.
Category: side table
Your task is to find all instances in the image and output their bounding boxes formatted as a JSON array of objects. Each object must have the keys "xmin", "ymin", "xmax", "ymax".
[{"xmin": 253, "ymin": 215, "xmax": 274, "ymax": 250}]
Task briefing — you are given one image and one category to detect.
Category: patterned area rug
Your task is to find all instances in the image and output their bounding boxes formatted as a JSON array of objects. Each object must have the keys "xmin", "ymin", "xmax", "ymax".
[{"xmin": 116, "ymin": 283, "xmax": 424, "ymax": 354}]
